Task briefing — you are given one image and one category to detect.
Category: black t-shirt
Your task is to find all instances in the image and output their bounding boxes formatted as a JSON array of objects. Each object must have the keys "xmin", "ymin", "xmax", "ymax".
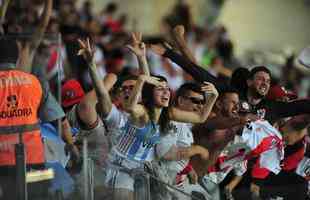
[
  {"xmin": 163, "ymin": 49, "xmax": 310, "ymax": 124},
  {"xmin": 239, "ymin": 96, "xmax": 310, "ymax": 124}
]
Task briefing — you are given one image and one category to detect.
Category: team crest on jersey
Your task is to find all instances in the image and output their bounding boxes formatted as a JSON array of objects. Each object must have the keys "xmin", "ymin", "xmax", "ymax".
[
  {"xmin": 256, "ymin": 109, "xmax": 266, "ymax": 119},
  {"xmin": 64, "ymin": 90, "xmax": 76, "ymax": 99},
  {"xmin": 270, "ymin": 138, "xmax": 278, "ymax": 148},
  {"xmin": 241, "ymin": 102, "xmax": 250, "ymax": 110}
]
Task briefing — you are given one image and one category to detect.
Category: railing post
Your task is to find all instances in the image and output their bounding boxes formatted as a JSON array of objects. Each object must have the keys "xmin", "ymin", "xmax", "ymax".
[
  {"xmin": 134, "ymin": 171, "xmax": 150, "ymax": 200},
  {"xmin": 83, "ymin": 137, "xmax": 88, "ymax": 200},
  {"xmin": 15, "ymin": 132, "xmax": 27, "ymax": 200}
]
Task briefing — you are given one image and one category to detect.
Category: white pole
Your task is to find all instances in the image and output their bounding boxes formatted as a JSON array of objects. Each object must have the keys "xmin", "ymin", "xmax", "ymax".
[
  {"xmin": 83, "ymin": 138, "xmax": 88, "ymax": 200},
  {"xmin": 56, "ymin": 33, "xmax": 62, "ymax": 138}
]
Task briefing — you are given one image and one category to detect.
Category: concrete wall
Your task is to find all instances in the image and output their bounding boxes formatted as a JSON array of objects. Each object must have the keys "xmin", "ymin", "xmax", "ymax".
[
  {"xmin": 78, "ymin": 0, "xmax": 208, "ymax": 34},
  {"xmin": 80, "ymin": 0, "xmax": 310, "ymax": 56},
  {"xmin": 217, "ymin": 0, "xmax": 310, "ymax": 56}
]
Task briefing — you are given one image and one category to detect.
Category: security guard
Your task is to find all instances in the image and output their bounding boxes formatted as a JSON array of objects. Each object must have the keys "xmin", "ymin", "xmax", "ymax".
[{"xmin": 0, "ymin": 37, "xmax": 48, "ymax": 199}]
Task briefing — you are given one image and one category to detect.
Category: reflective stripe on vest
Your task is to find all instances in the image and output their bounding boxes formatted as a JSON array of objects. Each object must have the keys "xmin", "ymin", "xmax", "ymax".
[
  {"xmin": 0, "ymin": 70, "xmax": 44, "ymax": 166},
  {"xmin": 0, "ymin": 123, "xmax": 40, "ymax": 134}
]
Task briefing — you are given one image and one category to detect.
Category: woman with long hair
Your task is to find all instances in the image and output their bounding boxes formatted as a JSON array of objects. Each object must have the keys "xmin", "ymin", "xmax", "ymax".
[
  {"xmin": 105, "ymin": 71, "xmax": 218, "ymax": 200},
  {"xmin": 104, "ymin": 36, "xmax": 218, "ymax": 200}
]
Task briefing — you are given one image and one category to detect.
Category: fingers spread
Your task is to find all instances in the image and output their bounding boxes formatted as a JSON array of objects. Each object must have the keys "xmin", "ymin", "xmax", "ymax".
[
  {"xmin": 77, "ymin": 39, "xmax": 86, "ymax": 49},
  {"xmin": 132, "ymin": 32, "xmax": 137, "ymax": 43}
]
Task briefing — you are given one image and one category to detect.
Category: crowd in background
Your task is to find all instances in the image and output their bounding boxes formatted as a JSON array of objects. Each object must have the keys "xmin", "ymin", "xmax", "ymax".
[
  {"xmin": 0, "ymin": 0, "xmax": 310, "ymax": 200},
  {"xmin": 2, "ymin": 0, "xmax": 308, "ymax": 96}
]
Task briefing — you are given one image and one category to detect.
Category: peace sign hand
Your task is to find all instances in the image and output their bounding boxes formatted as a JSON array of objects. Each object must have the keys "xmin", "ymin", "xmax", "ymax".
[
  {"xmin": 77, "ymin": 38, "xmax": 95, "ymax": 64},
  {"xmin": 126, "ymin": 32, "xmax": 146, "ymax": 57}
]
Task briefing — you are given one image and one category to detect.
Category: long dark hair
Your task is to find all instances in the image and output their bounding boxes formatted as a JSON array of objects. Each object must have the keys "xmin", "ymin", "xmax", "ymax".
[
  {"xmin": 230, "ymin": 67, "xmax": 250, "ymax": 97},
  {"xmin": 141, "ymin": 75, "xmax": 171, "ymax": 134}
]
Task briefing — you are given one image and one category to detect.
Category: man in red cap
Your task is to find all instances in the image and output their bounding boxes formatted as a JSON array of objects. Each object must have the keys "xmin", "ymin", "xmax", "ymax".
[
  {"xmin": 61, "ymin": 79, "xmax": 86, "ymax": 112},
  {"xmin": 61, "ymin": 74, "xmax": 116, "ymax": 198}
]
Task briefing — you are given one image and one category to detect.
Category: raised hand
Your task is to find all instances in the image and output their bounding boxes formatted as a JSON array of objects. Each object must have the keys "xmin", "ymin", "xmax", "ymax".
[
  {"xmin": 77, "ymin": 38, "xmax": 95, "ymax": 64},
  {"xmin": 139, "ymin": 75, "xmax": 166, "ymax": 87},
  {"xmin": 126, "ymin": 32, "xmax": 146, "ymax": 57},
  {"xmin": 173, "ymin": 25, "xmax": 185, "ymax": 38},
  {"xmin": 200, "ymin": 82, "xmax": 219, "ymax": 98}
]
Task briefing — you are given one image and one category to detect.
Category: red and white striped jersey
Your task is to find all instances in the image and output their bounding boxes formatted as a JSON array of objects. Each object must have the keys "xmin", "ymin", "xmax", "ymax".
[
  {"xmin": 204, "ymin": 135, "xmax": 249, "ymax": 184},
  {"xmin": 242, "ymin": 120, "xmax": 284, "ymax": 179}
]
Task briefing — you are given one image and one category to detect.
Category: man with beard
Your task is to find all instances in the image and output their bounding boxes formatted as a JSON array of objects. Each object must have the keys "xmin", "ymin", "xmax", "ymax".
[
  {"xmin": 150, "ymin": 42, "xmax": 310, "ymax": 124},
  {"xmin": 191, "ymin": 88, "xmax": 258, "ymax": 200},
  {"xmin": 237, "ymin": 66, "xmax": 310, "ymax": 124}
]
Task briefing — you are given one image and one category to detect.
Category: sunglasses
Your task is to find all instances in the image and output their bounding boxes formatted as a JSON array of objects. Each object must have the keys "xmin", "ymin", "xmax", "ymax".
[
  {"xmin": 120, "ymin": 85, "xmax": 135, "ymax": 91},
  {"xmin": 183, "ymin": 96, "xmax": 205, "ymax": 105}
]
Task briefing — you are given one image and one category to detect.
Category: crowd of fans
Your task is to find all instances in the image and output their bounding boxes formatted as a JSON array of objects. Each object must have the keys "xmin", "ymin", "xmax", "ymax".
[{"xmin": 0, "ymin": 0, "xmax": 310, "ymax": 200}]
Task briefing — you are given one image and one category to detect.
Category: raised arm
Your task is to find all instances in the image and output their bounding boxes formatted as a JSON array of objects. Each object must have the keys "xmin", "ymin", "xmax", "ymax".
[
  {"xmin": 0, "ymin": 0, "xmax": 11, "ymax": 34},
  {"xmin": 126, "ymin": 32, "xmax": 150, "ymax": 76},
  {"xmin": 149, "ymin": 44, "xmax": 229, "ymax": 91},
  {"xmin": 172, "ymin": 25, "xmax": 198, "ymax": 65},
  {"xmin": 124, "ymin": 75, "xmax": 164, "ymax": 126},
  {"xmin": 173, "ymin": 25, "xmax": 233, "ymax": 78},
  {"xmin": 78, "ymin": 73, "xmax": 116, "ymax": 126},
  {"xmin": 169, "ymin": 82, "xmax": 218, "ymax": 123},
  {"xmin": 270, "ymin": 99, "xmax": 310, "ymax": 122},
  {"xmin": 194, "ymin": 113, "xmax": 259, "ymax": 131},
  {"xmin": 61, "ymin": 118, "xmax": 80, "ymax": 160},
  {"xmin": 77, "ymin": 38, "xmax": 116, "ymax": 126},
  {"xmin": 30, "ymin": 0, "xmax": 53, "ymax": 51},
  {"xmin": 17, "ymin": 0, "xmax": 53, "ymax": 72}
]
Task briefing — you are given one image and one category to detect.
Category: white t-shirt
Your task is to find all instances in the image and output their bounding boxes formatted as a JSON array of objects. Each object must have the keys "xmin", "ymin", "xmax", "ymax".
[
  {"xmin": 156, "ymin": 121, "xmax": 194, "ymax": 173},
  {"xmin": 66, "ymin": 104, "xmax": 109, "ymax": 167},
  {"xmin": 104, "ymin": 104, "xmax": 129, "ymax": 146}
]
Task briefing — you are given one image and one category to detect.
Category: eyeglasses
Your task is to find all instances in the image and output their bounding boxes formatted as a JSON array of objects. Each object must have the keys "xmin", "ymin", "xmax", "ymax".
[{"xmin": 183, "ymin": 96, "xmax": 205, "ymax": 105}]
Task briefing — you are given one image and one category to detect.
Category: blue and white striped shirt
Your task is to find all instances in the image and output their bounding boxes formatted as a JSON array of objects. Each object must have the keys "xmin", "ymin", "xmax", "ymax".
[{"xmin": 114, "ymin": 121, "xmax": 161, "ymax": 162}]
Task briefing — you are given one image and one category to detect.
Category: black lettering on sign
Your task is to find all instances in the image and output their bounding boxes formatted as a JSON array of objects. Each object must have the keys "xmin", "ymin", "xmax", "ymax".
[{"xmin": 0, "ymin": 108, "xmax": 32, "ymax": 119}]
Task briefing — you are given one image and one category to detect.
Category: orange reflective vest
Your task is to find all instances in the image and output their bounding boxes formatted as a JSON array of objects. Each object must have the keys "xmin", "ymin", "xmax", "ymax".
[{"xmin": 0, "ymin": 69, "xmax": 44, "ymax": 166}]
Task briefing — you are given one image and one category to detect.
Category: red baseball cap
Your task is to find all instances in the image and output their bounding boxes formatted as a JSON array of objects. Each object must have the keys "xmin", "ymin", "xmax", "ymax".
[
  {"xmin": 266, "ymin": 85, "xmax": 297, "ymax": 101},
  {"xmin": 61, "ymin": 79, "xmax": 85, "ymax": 108}
]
